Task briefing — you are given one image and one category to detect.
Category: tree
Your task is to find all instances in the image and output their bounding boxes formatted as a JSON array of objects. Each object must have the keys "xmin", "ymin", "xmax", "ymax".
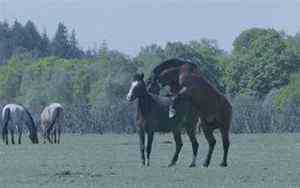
[
  {"xmin": 67, "ymin": 29, "xmax": 83, "ymax": 58},
  {"xmin": 23, "ymin": 20, "xmax": 42, "ymax": 53},
  {"xmin": 52, "ymin": 22, "xmax": 70, "ymax": 58},
  {"xmin": 0, "ymin": 21, "xmax": 12, "ymax": 64},
  {"xmin": 227, "ymin": 28, "xmax": 300, "ymax": 96},
  {"xmin": 39, "ymin": 30, "xmax": 51, "ymax": 57},
  {"xmin": 11, "ymin": 20, "xmax": 27, "ymax": 55}
]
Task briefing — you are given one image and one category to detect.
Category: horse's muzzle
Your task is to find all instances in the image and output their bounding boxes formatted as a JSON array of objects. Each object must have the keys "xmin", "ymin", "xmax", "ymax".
[{"xmin": 126, "ymin": 95, "xmax": 133, "ymax": 102}]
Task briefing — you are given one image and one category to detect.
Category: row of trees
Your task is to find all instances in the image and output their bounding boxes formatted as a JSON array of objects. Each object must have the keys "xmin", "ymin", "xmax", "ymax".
[
  {"xmin": 0, "ymin": 19, "xmax": 300, "ymax": 133},
  {"xmin": 0, "ymin": 20, "xmax": 84, "ymax": 64}
]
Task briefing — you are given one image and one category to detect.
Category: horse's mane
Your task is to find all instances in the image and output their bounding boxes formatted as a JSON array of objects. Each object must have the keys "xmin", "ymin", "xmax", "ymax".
[{"xmin": 151, "ymin": 58, "xmax": 198, "ymax": 77}]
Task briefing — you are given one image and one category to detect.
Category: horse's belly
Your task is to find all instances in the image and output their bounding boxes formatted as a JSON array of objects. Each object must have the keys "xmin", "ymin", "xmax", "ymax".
[{"xmin": 145, "ymin": 116, "xmax": 174, "ymax": 133}]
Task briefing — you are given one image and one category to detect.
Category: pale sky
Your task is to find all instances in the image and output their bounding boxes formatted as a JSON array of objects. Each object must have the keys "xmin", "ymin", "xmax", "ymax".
[{"xmin": 1, "ymin": 0, "xmax": 300, "ymax": 56}]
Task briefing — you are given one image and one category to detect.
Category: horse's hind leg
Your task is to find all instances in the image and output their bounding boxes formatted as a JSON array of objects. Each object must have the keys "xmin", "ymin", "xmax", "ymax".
[
  {"xmin": 47, "ymin": 128, "xmax": 53, "ymax": 144},
  {"xmin": 53, "ymin": 128, "xmax": 57, "ymax": 144},
  {"xmin": 138, "ymin": 129, "xmax": 146, "ymax": 166},
  {"xmin": 10, "ymin": 130, "xmax": 15, "ymax": 145},
  {"xmin": 186, "ymin": 127, "xmax": 199, "ymax": 167},
  {"xmin": 43, "ymin": 129, "xmax": 47, "ymax": 144},
  {"xmin": 220, "ymin": 127, "xmax": 230, "ymax": 167},
  {"xmin": 168, "ymin": 129, "xmax": 183, "ymax": 167},
  {"xmin": 203, "ymin": 125, "xmax": 216, "ymax": 167},
  {"xmin": 146, "ymin": 131, "xmax": 154, "ymax": 166},
  {"xmin": 2, "ymin": 126, "xmax": 8, "ymax": 145},
  {"xmin": 57, "ymin": 126, "xmax": 61, "ymax": 144}
]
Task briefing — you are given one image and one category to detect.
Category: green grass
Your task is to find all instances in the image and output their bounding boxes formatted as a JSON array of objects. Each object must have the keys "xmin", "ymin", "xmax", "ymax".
[{"xmin": 0, "ymin": 133, "xmax": 299, "ymax": 188}]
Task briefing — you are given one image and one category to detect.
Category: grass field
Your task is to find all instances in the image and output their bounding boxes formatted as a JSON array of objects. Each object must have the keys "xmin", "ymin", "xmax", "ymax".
[{"xmin": 0, "ymin": 133, "xmax": 299, "ymax": 188}]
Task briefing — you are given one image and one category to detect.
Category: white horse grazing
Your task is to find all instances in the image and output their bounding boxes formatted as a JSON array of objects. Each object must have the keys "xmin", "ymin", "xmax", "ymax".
[
  {"xmin": 2, "ymin": 104, "xmax": 39, "ymax": 145},
  {"xmin": 41, "ymin": 103, "xmax": 64, "ymax": 144}
]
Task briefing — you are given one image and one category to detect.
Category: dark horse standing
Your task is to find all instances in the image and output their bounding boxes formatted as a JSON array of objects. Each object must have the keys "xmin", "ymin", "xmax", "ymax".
[
  {"xmin": 127, "ymin": 73, "xmax": 199, "ymax": 167},
  {"xmin": 148, "ymin": 58, "xmax": 232, "ymax": 167}
]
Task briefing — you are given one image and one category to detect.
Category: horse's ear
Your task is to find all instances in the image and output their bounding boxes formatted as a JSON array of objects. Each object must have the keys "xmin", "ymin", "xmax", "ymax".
[{"xmin": 140, "ymin": 73, "xmax": 144, "ymax": 80}]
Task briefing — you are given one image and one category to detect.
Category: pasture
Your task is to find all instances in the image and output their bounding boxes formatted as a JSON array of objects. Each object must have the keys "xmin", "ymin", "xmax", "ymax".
[{"xmin": 0, "ymin": 133, "xmax": 299, "ymax": 188}]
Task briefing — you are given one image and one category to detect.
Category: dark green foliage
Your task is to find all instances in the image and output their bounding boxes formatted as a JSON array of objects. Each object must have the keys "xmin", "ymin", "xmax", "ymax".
[
  {"xmin": 52, "ymin": 23, "xmax": 83, "ymax": 59},
  {"xmin": 0, "ymin": 20, "xmax": 84, "ymax": 64},
  {"xmin": 227, "ymin": 28, "xmax": 300, "ymax": 96}
]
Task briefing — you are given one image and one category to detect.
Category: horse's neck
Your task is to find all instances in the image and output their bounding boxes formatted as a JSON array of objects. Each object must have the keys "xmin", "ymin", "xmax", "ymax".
[
  {"xmin": 138, "ymin": 93, "xmax": 152, "ymax": 116},
  {"xmin": 24, "ymin": 111, "xmax": 36, "ymax": 133}
]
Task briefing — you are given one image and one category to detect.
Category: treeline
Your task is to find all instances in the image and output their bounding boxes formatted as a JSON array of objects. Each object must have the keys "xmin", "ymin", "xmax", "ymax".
[
  {"xmin": 1, "ymin": 19, "xmax": 300, "ymax": 134},
  {"xmin": 0, "ymin": 20, "xmax": 84, "ymax": 64}
]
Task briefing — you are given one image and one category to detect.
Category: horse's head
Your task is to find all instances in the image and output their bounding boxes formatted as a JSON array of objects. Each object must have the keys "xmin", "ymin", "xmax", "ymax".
[
  {"xmin": 158, "ymin": 67, "xmax": 179, "ymax": 87},
  {"xmin": 29, "ymin": 126, "xmax": 39, "ymax": 144},
  {"xmin": 23, "ymin": 106, "xmax": 39, "ymax": 144},
  {"xmin": 126, "ymin": 73, "xmax": 147, "ymax": 102},
  {"xmin": 146, "ymin": 77, "xmax": 160, "ymax": 95}
]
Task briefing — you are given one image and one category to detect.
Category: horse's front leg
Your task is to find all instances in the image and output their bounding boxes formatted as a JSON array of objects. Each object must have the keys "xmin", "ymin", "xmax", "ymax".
[
  {"xmin": 138, "ymin": 129, "xmax": 146, "ymax": 166},
  {"xmin": 43, "ymin": 129, "xmax": 47, "ymax": 144},
  {"xmin": 146, "ymin": 131, "xmax": 154, "ymax": 166},
  {"xmin": 168, "ymin": 129, "xmax": 183, "ymax": 167},
  {"xmin": 169, "ymin": 87, "xmax": 189, "ymax": 118},
  {"xmin": 18, "ymin": 126, "xmax": 22, "ymax": 144},
  {"xmin": 47, "ymin": 128, "xmax": 53, "ymax": 144}
]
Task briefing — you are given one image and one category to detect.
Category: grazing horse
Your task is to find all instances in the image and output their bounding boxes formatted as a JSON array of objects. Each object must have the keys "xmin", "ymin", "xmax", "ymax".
[
  {"xmin": 41, "ymin": 103, "xmax": 64, "ymax": 144},
  {"xmin": 127, "ymin": 73, "xmax": 199, "ymax": 167},
  {"xmin": 2, "ymin": 104, "xmax": 39, "ymax": 144},
  {"xmin": 149, "ymin": 59, "xmax": 232, "ymax": 167}
]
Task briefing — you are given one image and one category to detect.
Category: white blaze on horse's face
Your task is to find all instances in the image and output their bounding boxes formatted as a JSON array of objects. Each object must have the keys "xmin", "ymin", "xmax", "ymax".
[{"xmin": 127, "ymin": 81, "xmax": 139, "ymax": 101}]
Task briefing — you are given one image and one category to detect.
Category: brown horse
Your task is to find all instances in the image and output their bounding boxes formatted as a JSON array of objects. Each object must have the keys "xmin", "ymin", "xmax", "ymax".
[
  {"xmin": 127, "ymin": 73, "xmax": 199, "ymax": 167},
  {"xmin": 149, "ymin": 60, "xmax": 232, "ymax": 167}
]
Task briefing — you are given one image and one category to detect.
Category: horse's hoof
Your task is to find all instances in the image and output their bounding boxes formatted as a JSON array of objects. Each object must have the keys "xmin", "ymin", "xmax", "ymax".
[
  {"xmin": 168, "ymin": 163, "xmax": 175, "ymax": 167},
  {"xmin": 202, "ymin": 163, "xmax": 209, "ymax": 167},
  {"xmin": 220, "ymin": 163, "xmax": 227, "ymax": 167},
  {"xmin": 189, "ymin": 163, "xmax": 196, "ymax": 168}
]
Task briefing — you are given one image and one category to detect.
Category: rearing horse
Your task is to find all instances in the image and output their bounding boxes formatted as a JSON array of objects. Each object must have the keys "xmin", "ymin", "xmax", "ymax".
[
  {"xmin": 127, "ymin": 73, "xmax": 199, "ymax": 167},
  {"xmin": 148, "ymin": 59, "xmax": 232, "ymax": 167},
  {"xmin": 2, "ymin": 104, "xmax": 39, "ymax": 144}
]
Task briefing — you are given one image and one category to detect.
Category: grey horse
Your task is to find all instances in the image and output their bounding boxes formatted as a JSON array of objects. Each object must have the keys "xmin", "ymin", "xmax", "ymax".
[
  {"xmin": 41, "ymin": 103, "xmax": 64, "ymax": 144},
  {"xmin": 2, "ymin": 104, "xmax": 39, "ymax": 144}
]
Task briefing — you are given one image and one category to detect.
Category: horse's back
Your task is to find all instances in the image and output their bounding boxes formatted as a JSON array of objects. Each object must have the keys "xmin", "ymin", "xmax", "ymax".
[
  {"xmin": 41, "ymin": 103, "xmax": 64, "ymax": 124},
  {"xmin": 2, "ymin": 104, "xmax": 25, "ymax": 122}
]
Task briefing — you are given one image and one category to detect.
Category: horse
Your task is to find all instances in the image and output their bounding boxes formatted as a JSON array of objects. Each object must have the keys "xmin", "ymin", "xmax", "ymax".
[
  {"xmin": 2, "ymin": 104, "xmax": 39, "ymax": 145},
  {"xmin": 148, "ymin": 59, "xmax": 232, "ymax": 167},
  {"xmin": 126, "ymin": 73, "xmax": 199, "ymax": 167},
  {"xmin": 41, "ymin": 103, "xmax": 64, "ymax": 144}
]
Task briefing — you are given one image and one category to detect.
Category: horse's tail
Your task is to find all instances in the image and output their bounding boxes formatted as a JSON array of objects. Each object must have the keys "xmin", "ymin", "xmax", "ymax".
[
  {"xmin": 2, "ymin": 107, "xmax": 10, "ymax": 143},
  {"xmin": 49, "ymin": 107, "xmax": 63, "ymax": 131}
]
